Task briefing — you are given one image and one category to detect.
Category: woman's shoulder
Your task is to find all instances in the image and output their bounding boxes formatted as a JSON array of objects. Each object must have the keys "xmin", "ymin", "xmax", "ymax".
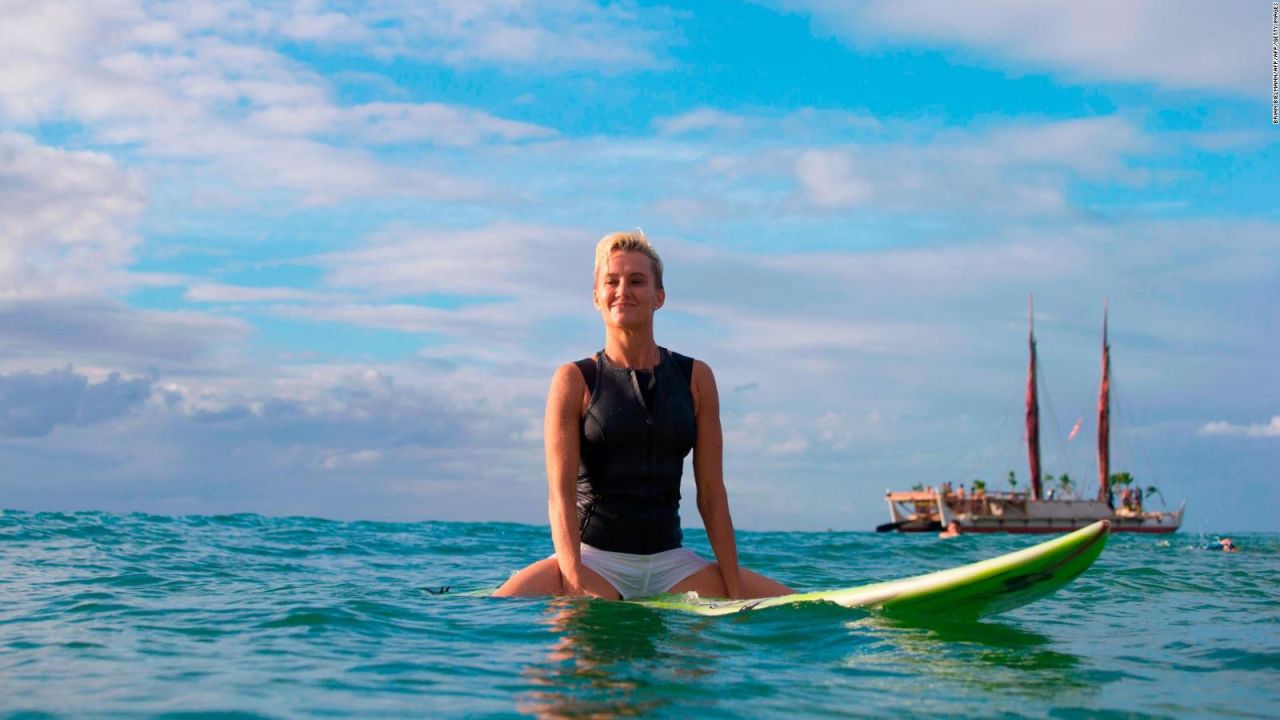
[
  {"xmin": 550, "ymin": 360, "xmax": 589, "ymax": 388},
  {"xmin": 665, "ymin": 348, "xmax": 697, "ymax": 384}
]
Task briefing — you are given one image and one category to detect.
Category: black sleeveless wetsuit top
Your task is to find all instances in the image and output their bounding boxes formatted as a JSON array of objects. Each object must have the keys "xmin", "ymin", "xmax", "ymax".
[{"xmin": 575, "ymin": 347, "xmax": 697, "ymax": 555}]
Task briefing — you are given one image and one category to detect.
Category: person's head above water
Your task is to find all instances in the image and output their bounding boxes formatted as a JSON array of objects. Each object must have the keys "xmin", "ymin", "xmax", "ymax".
[
  {"xmin": 594, "ymin": 230, "xmax": 664, "ymax": 290},
  {"xmin": 593, "ymin": 230, "xmax": 667, "ymax": 334}
]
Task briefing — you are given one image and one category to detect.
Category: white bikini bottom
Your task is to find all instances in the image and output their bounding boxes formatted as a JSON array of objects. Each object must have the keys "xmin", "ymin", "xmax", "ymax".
[{"xmin": 578, "ymin": 544, "xmax": 713, "ymax": 599}]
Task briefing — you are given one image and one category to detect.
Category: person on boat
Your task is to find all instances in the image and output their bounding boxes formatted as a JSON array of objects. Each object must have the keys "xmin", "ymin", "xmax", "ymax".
[
  {"xmin": 939, "ymin": 521, "xmax": 962, "ymax": 539},
  {"xmin": 494, "ymin": 231, "xmax": 794, "ymax": 601}
]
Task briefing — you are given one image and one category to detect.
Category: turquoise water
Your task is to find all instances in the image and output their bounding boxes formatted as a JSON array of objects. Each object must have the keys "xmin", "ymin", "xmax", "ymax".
[{"xmin": 2, "ymin": 510, "xmax": 1276, "ymax": 718}]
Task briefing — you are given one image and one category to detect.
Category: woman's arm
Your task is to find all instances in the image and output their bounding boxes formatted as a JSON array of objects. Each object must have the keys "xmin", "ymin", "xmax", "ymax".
[
  {"xmin": 545, "ymin": 363, "xmax": 594, "ymax": 596},
  {"xmin": 690, "ymin": 360, "xmax": 744, "ymax": 599}
]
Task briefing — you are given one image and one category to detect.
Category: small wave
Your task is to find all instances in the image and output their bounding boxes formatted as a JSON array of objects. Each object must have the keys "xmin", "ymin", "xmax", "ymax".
[{"xmin": 259, "ymin": 606, "xmax": 365, "ymax": 630}]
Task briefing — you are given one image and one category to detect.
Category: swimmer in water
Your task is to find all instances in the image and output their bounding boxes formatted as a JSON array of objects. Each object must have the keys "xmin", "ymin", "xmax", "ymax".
[
  {"xmin": 1218, "ymin": 538, "xmax": 1238, "ymax": 553},
  {"xmin": 939, "ymin": 521, "xmax": 962, "ymax": 539}
]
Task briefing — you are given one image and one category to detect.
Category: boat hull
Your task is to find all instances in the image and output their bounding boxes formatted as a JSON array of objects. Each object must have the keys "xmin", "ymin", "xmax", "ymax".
[
  {"xmin": 883, "ymin": 492, "xmax": 1183, "ymax": 534},
  {"xmin": 892, "ymin": 519, "xmax": 1180, "ymax": 534}
]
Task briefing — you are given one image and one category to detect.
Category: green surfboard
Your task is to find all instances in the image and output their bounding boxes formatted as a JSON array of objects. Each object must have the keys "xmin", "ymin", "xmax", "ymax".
[{"xmin": 629, "ymin": 520, "xmax": 1110, "ymax": 620}]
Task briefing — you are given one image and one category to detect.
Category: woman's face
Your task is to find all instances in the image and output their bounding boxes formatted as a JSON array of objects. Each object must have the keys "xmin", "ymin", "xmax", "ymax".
[{"xmin": 594, "ymin": 250, "xmax": 664, "ymax": 329}]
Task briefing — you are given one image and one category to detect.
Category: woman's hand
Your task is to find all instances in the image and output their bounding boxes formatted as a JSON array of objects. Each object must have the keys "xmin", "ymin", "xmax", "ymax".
[
  {"xmin": 558, "ymin": 559, "xmax": 589, "ymax": 597},
  {"xmin": 560, "ymin": 559, "xmax": 619, "ymax": 599}
]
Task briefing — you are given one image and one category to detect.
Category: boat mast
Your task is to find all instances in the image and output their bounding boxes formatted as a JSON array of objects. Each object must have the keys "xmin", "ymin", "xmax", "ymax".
[
  {"xmin": 1027, "ymin": 296, "xmax": 1042, "ymax": 501},
  {"xmin": 1097, "ymin": 303, "xmax": 1111, "ymax": 503}
]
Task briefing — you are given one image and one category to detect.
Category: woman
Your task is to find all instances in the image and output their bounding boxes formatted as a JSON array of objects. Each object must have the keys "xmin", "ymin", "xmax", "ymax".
[{"xmin": 495, "ymin": 231, "xmax": 792, "ymax": 600}]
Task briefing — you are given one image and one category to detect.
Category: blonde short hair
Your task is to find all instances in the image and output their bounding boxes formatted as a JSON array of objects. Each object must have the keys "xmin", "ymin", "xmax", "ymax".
[{"xmin": 594, "ymin": 230, "xmax": 664, "ymax": 289}]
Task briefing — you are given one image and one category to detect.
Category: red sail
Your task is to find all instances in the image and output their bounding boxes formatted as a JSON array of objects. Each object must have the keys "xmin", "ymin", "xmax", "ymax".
[
  {"xmin": 1097, "ymin": 306, "xmax": 1111, "ymax": 502},
  {"xmin": 1027, "ymin": 300, "xmax": 1042, "ymax": 500}
]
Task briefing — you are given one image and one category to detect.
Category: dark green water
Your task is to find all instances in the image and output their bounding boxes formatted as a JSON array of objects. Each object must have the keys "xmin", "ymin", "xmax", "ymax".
[{"xmin": 1, "ymin": 510, "xmax": 1276, "ymax": 718}]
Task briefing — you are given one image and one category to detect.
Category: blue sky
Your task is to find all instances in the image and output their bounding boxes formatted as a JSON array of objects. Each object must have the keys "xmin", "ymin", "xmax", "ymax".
[{"xmin": 1, "ymin": 0, "xmax": 1276, "ymax": 532}]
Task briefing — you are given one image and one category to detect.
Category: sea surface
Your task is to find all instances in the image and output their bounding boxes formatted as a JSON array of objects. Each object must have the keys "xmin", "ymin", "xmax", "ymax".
[{"xmin": 1, "ymin": 510, "xmax": 1276, "ymax": 719}]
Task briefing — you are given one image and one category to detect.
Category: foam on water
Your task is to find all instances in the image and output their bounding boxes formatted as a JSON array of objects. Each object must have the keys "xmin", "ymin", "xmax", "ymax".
[{"xmin": 2, "ymin": 510, "xmax": 1277, "ymax": 717}]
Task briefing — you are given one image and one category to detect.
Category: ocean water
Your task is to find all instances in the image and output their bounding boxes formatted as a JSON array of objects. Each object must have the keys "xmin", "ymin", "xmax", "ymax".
[{"xmin": 1, "ymin": 510, "xmax": 1276, "ymax": 719}]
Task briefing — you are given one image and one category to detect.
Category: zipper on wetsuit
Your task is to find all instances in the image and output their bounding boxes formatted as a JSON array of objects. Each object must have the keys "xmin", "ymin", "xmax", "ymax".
[
  {"xmin": 630, "ymin": 368, "xmax": 655, "ymax": 553},
  {"xmin": 628, "ymin": 370, "xmax": 654, "ymax": 426}
]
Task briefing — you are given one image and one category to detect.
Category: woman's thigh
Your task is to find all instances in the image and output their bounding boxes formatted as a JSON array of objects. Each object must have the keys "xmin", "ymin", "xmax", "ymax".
[
  {"xmin": 668, "ymin": 565, "xmax": 793, "ymax": 599},
  {"xmin": 666, "ymin": 563, "xmax": 727, "ymax": 597},
  {"xmin": 493, "ymin": 557, "xmax": 563, "ymax": 597},
  {"xmin": 492, "ymin": 557, "xmax": 622, "ymax": 599}
]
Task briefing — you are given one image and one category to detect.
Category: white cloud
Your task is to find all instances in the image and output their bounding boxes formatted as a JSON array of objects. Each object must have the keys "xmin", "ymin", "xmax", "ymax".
[
  {"xmin": 653, "ymin": 106, "xmax": 882, "ymax": 141},
  {"xmin": 815, "ymin": 411, "xmax": 855, "ymax": 450},
  {"xmin": 0, "ymin": 133, "xmax": 144, "ymax": 299},
  {"xmin": 776, "ymin": 0, "xmax": 1259, "ymax": 94},
  {"xmin": 758, "ymin": 237, "xmax": 1081, "ymax": 293},
  {"xmin": 1199, "ymin": 417, "xmax": 1280, "ymax": 438},
  {"xmin": 184, "ymin": 283, "xmax": 345, "ymax": 304},
  {"xmin": 319, "ymin": 222, "xmax": 588, "ymax": 308},
  {"xmin": 279, "ymin": 3, "xmax": 371, "ymax": 43},
  {"xmin": 789, "ymin": 116, "xmax": 1149, "ymax": 214},
  {"xmin": 0, "ymin": 2, "xmax": 554, "ymax": 205},
  {"xmin": 321, "ymin": 449, "xmax": 383, "ymax": 470},
  {"xmin": 704, "ymin": 306, "xmax": 947, "ymax": 358},
  {"xmin": 354, "ymin": 0, "xmax": 673, "ymax": 70},
  {"xmin": 129, "ymin": 0, "xmax": 671, "ymax": 71},
  {"xmin": 339, "ymin": 102, "xmax": 553, "ymax": 146},
  {"xmin": 655, "ymin": 108, "xmax": 751, "ymax": 136},
  {"xmin": 793, "ymin": 149, "xmax": 874, "ymax": 208},
  {"xmin": 988, "ymin": 116, "xmax": 1152, "ymax": 176},
  {"xmin": 723, "ymin": 411, "xmax": 862, "ymax": 458},
  {"xmin": 151, "ymin": 363, "xmax": 513, "ymax": 447},
  {"xmin": 269, "ymin": 302, "xmax": 527, "ymax": 339},
  {"xmin": 766, "ymin": 437, "xmax": 809, "ymax": 456},
  {"xmin": 584, "ymin": 111, "xmax": 1156, "ymax": 225},
  {"xmin": 245, "ymin": 101, "xmax": 555, "ymax": 146},
  {"xmin": 0, "ymin": 299, "xmax": 250, "ymax": 369}
]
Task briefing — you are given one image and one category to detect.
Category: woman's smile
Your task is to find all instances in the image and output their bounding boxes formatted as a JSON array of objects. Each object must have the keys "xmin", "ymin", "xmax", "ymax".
[{"xmin": 595, "ymin": 250, "xmax": 664, "ymax": 325}]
